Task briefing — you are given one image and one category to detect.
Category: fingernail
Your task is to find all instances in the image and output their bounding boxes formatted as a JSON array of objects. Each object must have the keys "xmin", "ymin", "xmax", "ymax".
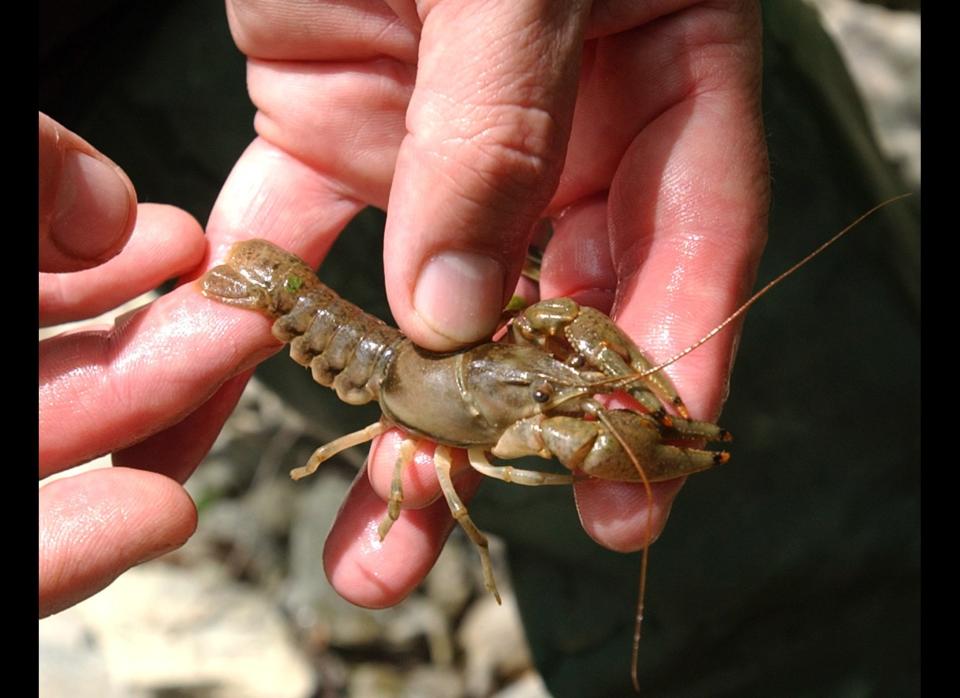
[
  {"xmin": 414, "ymin": 251, "xmax": 505, "ymax": 344},
  {"xmin": 50, "ymin": 150, "xmax": 132, "ymax": 261}
]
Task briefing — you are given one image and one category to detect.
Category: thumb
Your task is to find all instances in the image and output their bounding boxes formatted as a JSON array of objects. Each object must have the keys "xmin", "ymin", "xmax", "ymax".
[
  {"xmin": 39, "ymin": 112, "xmax": 137, "ymax": 273},
  {"xmin": 383, "ymin": 0, "xmax": 590, "ymax": 350}
]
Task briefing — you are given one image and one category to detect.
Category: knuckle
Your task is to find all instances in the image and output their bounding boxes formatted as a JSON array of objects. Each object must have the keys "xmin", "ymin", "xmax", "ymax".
[
  {"xmin": 226, "ymin": 0, "xmax": 304, "ymax": 56},
  {"xmin": 415, "ymin": 101, "xmax": 564, "ymax": 204},
  {"xmin": 225, "ymin": 0, "xmax": 268, "ymax": 54}
]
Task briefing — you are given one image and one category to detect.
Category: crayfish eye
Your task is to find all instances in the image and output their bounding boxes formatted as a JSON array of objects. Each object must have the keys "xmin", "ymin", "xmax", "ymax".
[{"xmin": 532, "ymin": 383, "xmax": 553, "ymax": 404}]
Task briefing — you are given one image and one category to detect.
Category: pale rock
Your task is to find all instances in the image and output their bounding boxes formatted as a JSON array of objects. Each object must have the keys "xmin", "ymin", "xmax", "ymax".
[
  {"xmin": 424, "ymin": 530, "xmax": 474, "ymax": 619},
  {"xmin": 807, "ymin": 0, "xmax": 920, "ymax": 186},
  {"xmin": 457, "ymin": 593, "xmax": 533, "ymax": 698},
  {"xmin": 60, "ymin": 562, "xmax": 315, "ymax": 698},
  {"xmin": 40, "ymin": 608, "xmax": 118, "ymax": 698}
]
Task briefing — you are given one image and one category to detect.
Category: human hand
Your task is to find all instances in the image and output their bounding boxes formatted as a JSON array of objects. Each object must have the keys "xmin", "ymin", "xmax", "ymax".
[
  {"xmin": 39, "ymin": 113, "xmax": 260, "ymax": 616},
  {"xmin": 189, "ymin": 0, "xmax": 769, "ymax": 607}
]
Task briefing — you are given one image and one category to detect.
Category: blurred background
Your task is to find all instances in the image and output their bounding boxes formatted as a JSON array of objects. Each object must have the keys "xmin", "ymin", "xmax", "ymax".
[{"xmin": 40, "ymin": 1, "xmax": 919, "ymax": 696}]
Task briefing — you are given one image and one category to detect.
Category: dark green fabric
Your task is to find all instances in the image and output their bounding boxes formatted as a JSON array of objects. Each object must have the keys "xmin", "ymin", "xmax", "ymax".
[{"xmin": 40, "ymin": 1, "xmax": 919, "ymax": 695}]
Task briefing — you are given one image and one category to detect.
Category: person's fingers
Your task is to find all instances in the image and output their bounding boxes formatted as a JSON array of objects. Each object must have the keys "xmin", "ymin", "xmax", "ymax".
[
  {"xmin": 382, "ymin": 0, "xmax": 593, "ymax": 350},
  {"xmin": 230, "ymin": 1, "xmax": 419, "ymax": 209},
  {"xmin": 115, "ymin": 138, "xmax": 366, "ymax": 499},
  {"xmin": 365, "ymin": 430, "xmax": 476, "ymax": 509},
  {"xmin": 226, "ymin": 0, "xmax": 418, "ymax": 63},
  {"xmin": 39, "ymin": 288, "xmax": 280, "ymax": 478},
  {"xmin": 539, "ymin": 2, "xmax": 768, "ymax": 553},
  {"xmin": 244, "ymin": 57, "xmax": 413, "ymax": 208},
  {"xmin": 39, "ymin": 204, "xmax": 205, "ymax": 327},
  {"xmin": 606, "ymin": 9, "xmax": 768, "ymax": 422},
  {"xmin": 307, "ymin": 415, "xmax": 475, "ymax": 592},
  {"xmin": 325, "ymin": 462, "xmax": 481, "ymax": 608},
  {"xmin": 574, "ymin": 477, "xmax": 685, "ymax": 552},
  {"xmin": 539, "ymin": 194, "xmax": 617, "ymax": 311},
  {"xmin": 538, "ymin": 197, "xmax": 687, "ymax": 551},
  {"xmin": 39, "ymin": 468, "xmax": 197, "ymax": 617},
  {"xmin": 39, "ymin": 113, "xmax": 137, "ymax": 273},
  {"xmin": 39, "ymin": 135, "xmax": 368, "ymax": 522},
  {"xmin": 112, "ymin": 371, "xmax": 254, "ymax": 484},
  {"xmin": 202, "ymin": 138, "xmax": 365, "ymax": 266},
  {"xmin": 570, "ymin": 2, "xmax": 767, "ymax": 552}
]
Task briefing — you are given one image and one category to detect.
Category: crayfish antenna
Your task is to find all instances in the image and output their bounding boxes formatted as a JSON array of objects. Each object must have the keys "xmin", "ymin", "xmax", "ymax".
[
  {"xmin": 596, "ymin": 409, "xmax": 653, "ymax": 694},
  {"xmin": 629, "ymin": 193, "xmax": 912, "ymax": 383}
]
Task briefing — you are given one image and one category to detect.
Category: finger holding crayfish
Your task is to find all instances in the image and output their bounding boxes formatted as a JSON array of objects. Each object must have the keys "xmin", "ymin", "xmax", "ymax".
[
  {"xmin": 326, "ymin": 434, "xmax": 487, "ymax": 608},
  {"xmin": 523, "ymin": 197, "xmax": 757, "ymax": 553},
  {"xmin": 313, "ymin": 404, "xmax": 692, "ymax": 611}
]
